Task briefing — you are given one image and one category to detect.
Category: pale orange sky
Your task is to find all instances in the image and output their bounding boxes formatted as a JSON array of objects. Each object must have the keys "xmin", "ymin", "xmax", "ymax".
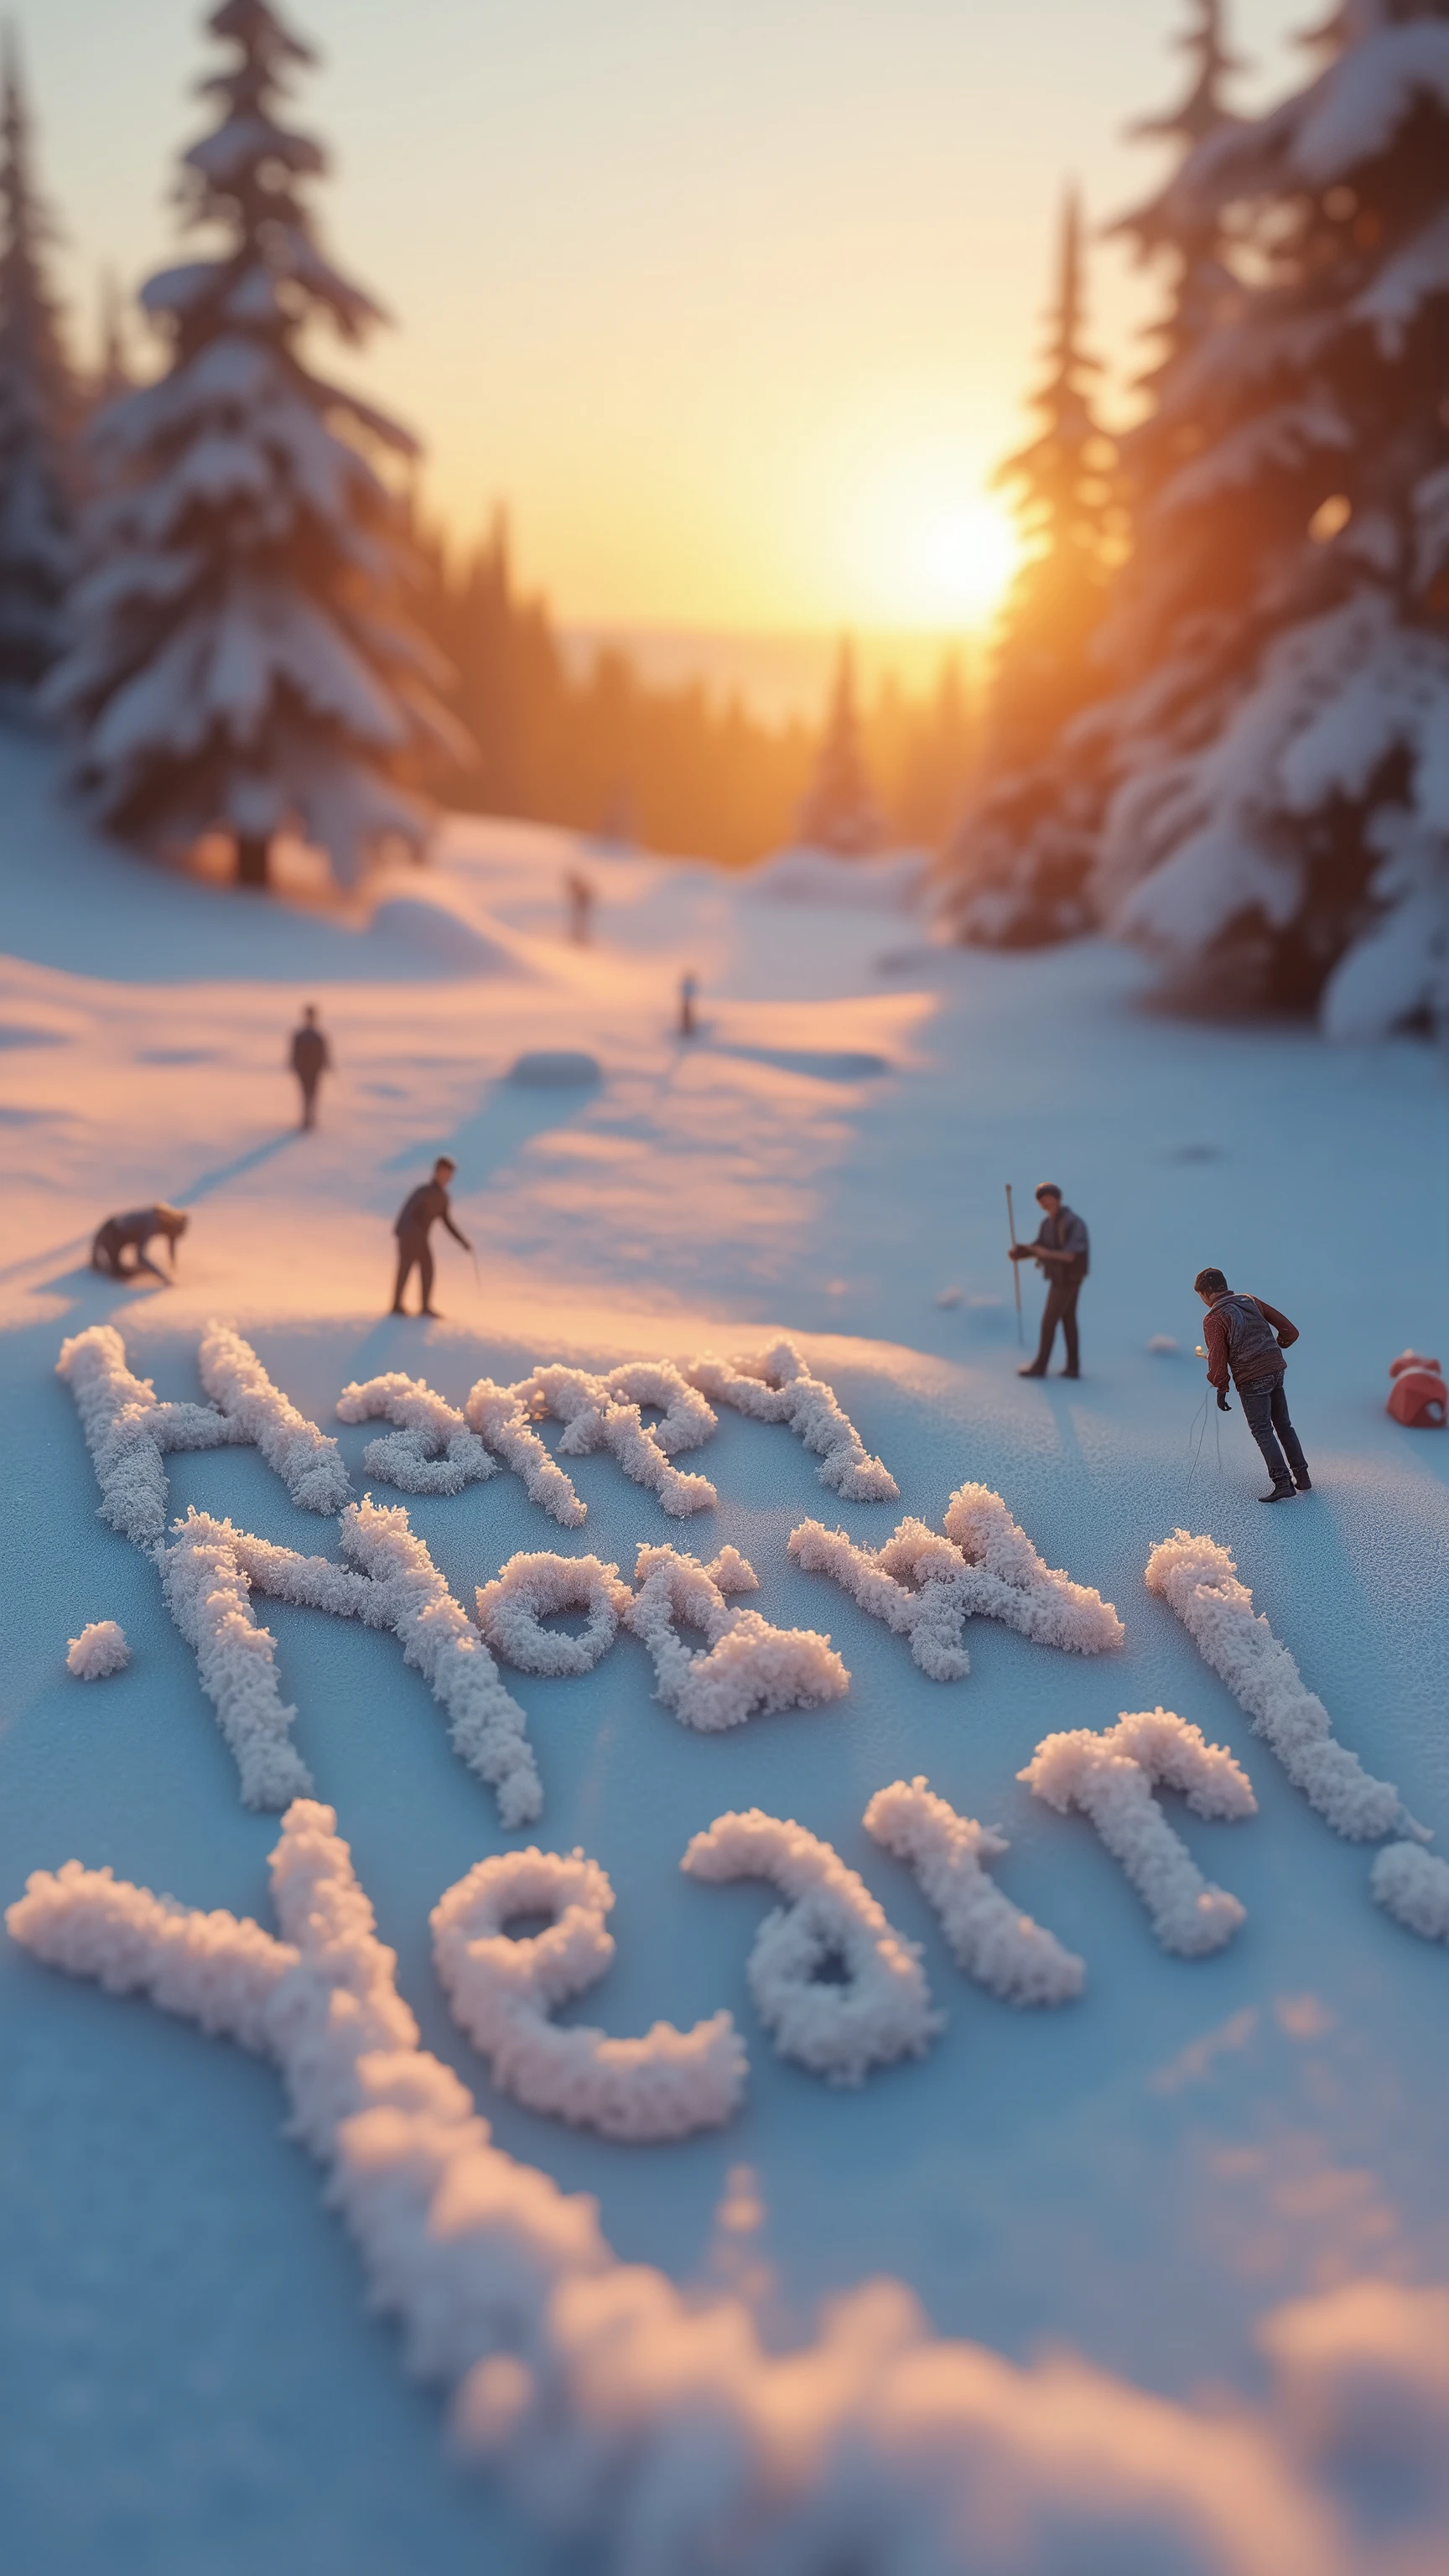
[{"xmin": 31, "ymin": 0, "xmax": 1306, "ymax": 631}]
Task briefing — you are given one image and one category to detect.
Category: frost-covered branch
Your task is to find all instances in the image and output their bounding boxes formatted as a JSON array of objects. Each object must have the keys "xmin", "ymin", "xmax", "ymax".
[
  {"xmin": 56, "ymin": 1322, "xmax": 240, "ymax": 1554},
  {"xmin": 3, "ymin": 1802, "xmax": 1345, "ymax": 2568},
  {"xmin": 686, "ymin": 1338, "xmax": 898, "ymax": 1499},
  {"xmin": 335, "ymin": 1372, "xmax": 496, "ymax": 1495},
  {"xmin": 864, "ymin": 1776, "xmax": 1084, "ymax": 2006},
  {"xmin": 1021, "ymin": 1707, "xmax": 1254, "ymax": 1957},
  {"xmin": 1145, "ymin": 1530, "xmax": 1407, "ymax": 1841},
  {"xmin": 200, "ymin": 1322, "xmax": 351, "ymax": 1514},
  {"xmin": 682, "ymin": 1807, "xmax": 939, "ymax": 2083},
  {"xmin": 789, "ymin": 1483, "xmax": 1122, "ymax": 1680},
  {"xmin": 432, "ymin": 1847, "xmax": 745, "ymax": 2141},
  {"xmin": 475, "ymin": 1553, "xmax": 631, "ymax": 1676},
  {"xmin": 65, "ymin": 1619, "xmax": 131, "ymax": 1680},
  {"xmin": 625, "ymin": 1543, "xmax": 848, "ymax": 1732},
  {"xmin": 161, "ymin": 1501, "xmax": 541, "ymax": 1826}
]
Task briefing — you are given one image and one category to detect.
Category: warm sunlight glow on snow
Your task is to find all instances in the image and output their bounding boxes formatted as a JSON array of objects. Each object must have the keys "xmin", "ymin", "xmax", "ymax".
[{"xmin": 839, "ymin": 461, "xmax": 1020, "ymax": 630}]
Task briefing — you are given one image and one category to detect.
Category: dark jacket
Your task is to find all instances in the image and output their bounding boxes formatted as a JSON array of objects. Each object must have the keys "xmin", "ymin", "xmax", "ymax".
[
  {"xmin": 395, "ymin": 1180, "xmax": 467, "ymax": 1244},
  {"xmin": 1203, "ymin": 1292, "xmax": 1299, "ymax": 1393},
  {"xmin": 1030, "ymin": 1204, "xmax": 1088, "ymax": 1282},
  {"xmin": 290, "ymin": 1026, "xmax": 330, "ymax": 1083}
]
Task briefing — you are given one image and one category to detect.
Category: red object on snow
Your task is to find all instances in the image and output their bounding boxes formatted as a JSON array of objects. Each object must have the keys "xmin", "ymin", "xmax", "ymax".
[{"xmin": 1387, "ymin": 1351, "xmax": 1447, "ymax": 1428}]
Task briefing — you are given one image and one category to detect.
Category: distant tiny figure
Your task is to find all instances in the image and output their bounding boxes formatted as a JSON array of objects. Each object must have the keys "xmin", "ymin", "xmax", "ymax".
[
  {"xmin": 564, "ymin": 870, "xmax": 595, "ymax": 945},
  {"xmin": 91, "ymin": 1204, "xmax": 189, "ymax": 1281},
  {"xmin": 392, "ymin": 1155, "xmax": 470, "ymax": 1318},
  {"xmin": 289, "ymin": 1004, "xmax": 331, "ymax": 1129},
  {"xmin": 1195, "ymin": 1268, "xmax": 1311, "ymax": 1503},
  {"xmin": 1010, "ymin": 1183, "xmax": 1088, "ymax": 1379},
  {"xmin": 678, "ymin": 969, "xmax": 699, "ymax": 1039}
]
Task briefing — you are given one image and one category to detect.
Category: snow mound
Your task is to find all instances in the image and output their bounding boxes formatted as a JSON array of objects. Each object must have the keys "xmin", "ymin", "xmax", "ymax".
[
  {"xmin": 865, "ymin": 1776, "xmax": 1085, "ymax": 2006},
  {"xmin": 368, "ymin": 893, "xmax": 534, "ymax": 979},
  {"xmin": 1021, "ymin": 1707, "xmax": 1255, "ymax": 1958},
  {"xmin": 335, "ymin": 1371, "xmax": 496, "ymax": 1495},
  {"xmin": 790, "ymin": 1483, "xmax": 1123, "ymax": 1680},
  {"xmin": 1145, "ymin": 1530, "xmax": 1407, "ymax": 1841},
  {"xmin": 748, "ymin": 847, "xmax": 927, "ymax": 911},
  {"xmin": 507, "ymin": 1049, "xmax": 601, "ymax": 1085},
  {"xmin": 1370, "ymin": 1841, "xmax": 1449, "ymax": 1945},
  {"xmin": 625, "ymin": 1542, "xmax": 848, "ymax": 1732},
  {"xmin": 1148, "ymin": 1334, "xmax": 1182, "ymax": 1355},
  {"xmin": 687, "ymin": 1337, "xmax": 897, "ymax": 1500},
  {"xmin": 431, "ymin": 1846, "xmax": 745, "ymax": 2142},
  {"xmin": 682, "ymin": 1808, "xmax": 940, "ymax": 2084},
  {"xmin": 475, "ymin": 1552, "xmax": 631, "ymax": 1676},
  {"xmin": 65, "ymin": 1619, "xmax": 131, "ymax": 1680}
]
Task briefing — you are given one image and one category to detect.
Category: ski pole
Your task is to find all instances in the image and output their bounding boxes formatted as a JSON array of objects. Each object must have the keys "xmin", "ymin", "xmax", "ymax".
[{"xmin": 1005, "ymin": 1184, "xmax": 1024, "ymax": 1345}]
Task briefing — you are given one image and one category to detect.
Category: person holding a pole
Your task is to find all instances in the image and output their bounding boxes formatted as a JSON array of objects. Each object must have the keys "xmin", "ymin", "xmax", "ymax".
[
  {"xmin": 390, "ymin": 1156, "xmax": 471, "ymax": 1319},
  {"xmin": 1009, "ymin": 1183, "xmax": 1088, "ymax": 1379}
]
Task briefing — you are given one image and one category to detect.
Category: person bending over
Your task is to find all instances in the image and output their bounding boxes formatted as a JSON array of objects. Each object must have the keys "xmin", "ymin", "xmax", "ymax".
[
  {"xmin": 392, "ymin": 1156, "xmax": 470, "ymax": 1318},
  {"xmin": 1010, "ymin": 1184, "xmax": 1088, "ymax": 1379},
  {"xmin": 91, "ymin": 1204, "xmax": 189, "ymax": 1281},
  {"xmin": 1195, "ymin": 1266, "xmax": 1311, "ymax": 1503}
]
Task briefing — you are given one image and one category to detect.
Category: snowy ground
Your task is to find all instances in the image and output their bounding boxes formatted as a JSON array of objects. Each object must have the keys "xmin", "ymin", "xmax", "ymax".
[{"xmin": 3, "ymin": 724, "xmax": 1448, "ymax": 2574}]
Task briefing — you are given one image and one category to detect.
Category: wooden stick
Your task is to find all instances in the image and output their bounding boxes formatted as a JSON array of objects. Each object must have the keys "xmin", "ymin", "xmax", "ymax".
[{"xmin": 1005, "ymin": 1184, "xmax": 1024, "ymax": 1343}]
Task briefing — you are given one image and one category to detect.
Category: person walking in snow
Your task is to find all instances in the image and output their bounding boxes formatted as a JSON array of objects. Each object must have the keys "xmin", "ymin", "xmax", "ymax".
[
  {"xmin": 289, "ymin": 1004, "xmax": 331, "ymax": 1130},
  {"xmin": 1195, "ymin": 1268, "xmax": 1311, "ymax": 1503},
  {"xmin": 91, "ymin": 1204, "xmax": 189, "ymax": 1281},
  {"xmin": 391, "ymin": 1156, "xmax": 471, "ymax": 1318},
  {"xmin": 1010, "ymin": 1184, "xmax": 1088, "ymax": 1379},
  {"xmin": 564, "ymin": 870, "xmax": 595, "ymax": 945},
  {"xmin": 678, "ymin": 969, "xmax": 699, "ymax": 1038}
]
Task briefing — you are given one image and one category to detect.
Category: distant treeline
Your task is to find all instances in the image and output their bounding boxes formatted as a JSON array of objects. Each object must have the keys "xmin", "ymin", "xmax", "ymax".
[{"xmin": 410, "ymin": 516, "xmax": 976, "ymax": 868}]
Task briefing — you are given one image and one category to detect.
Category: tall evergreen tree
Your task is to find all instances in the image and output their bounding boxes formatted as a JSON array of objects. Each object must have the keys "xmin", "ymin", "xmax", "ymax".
[
  {"xmin": 1099, "ymin": 0, "xmax": 1449, "ymax": 1032},
  {"xmin": 0, "ymin": 31, "xmax": 76, "ymax": 690},
  {"xmin": 942, "ymin": 191, "xmax": 1117, "ymax": 942},
  {"xmin": 48, "ymin": 0, "xmax": 462, "ymax": 889},
  {"xmin": 795, "ymin": 638, "xmax": 884, "ymax": 854}
]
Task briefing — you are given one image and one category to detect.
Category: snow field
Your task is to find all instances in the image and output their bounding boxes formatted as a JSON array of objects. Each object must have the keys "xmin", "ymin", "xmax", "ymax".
[
  {"xmin": 787, "ymin": 1480, "xmax": 1123, "ymax": 1680},
  {"xmin": 624, "ymin": 1542, "xmax": 849, "ymax": 1731},
  {"xmin": 863, "ymin": 1776, "xmax": 1085, "ymax": 2007},
  {"xmin": 5, "ymin": 1802, "xmax": 1352, "ymax": 2575},
  {"xmin": 65, "ymin": 1618, "xmax": 130, "ymax": 1680},
  {"xmin": 1145, "ymin": 1530, "xmax": 1410, "ymax": 1841},
  {"xmin": 475, "ymin": 1551, "xmax": 631, "ymax": 1675},
  {"xmin": 686, "ymin": 1336, "xmax": 899, "ymax": 1499},
  {"xmin": 1020, "ymin": 1709, "xmax": 1257, "ymax": 1959},
  {"xmin": 681, "ymin": 1808, "xmax": 941, "ymax": 2085},
  {"xmin": 430, "ymin": 1847, "xmax": 746, "ymax": 2141},
  {"xmin": 335, "ymin": 1371, "xmax": 497, "ymax": 1495}
]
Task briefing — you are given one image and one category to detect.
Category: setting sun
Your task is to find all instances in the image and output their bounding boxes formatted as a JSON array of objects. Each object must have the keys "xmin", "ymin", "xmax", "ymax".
[{"xmin": 838, "ymin": 459, "xmax": 1021, "ymax": 631}]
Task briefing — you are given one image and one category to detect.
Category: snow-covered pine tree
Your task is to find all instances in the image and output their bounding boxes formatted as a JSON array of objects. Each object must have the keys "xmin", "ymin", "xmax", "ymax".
[
  {"xmin": 941, "ymin": 191, "xmax": 1119, "ymax": 943},
  {"xmin": 796, "ymin": 638, "xmax": 884, "ymax": 855},
  {"xmin": 0, "ymin": 31, "xmax": 77, "ymax": 692},
  {"xmin": 1099, "ymin": 0, "xmax": 1449, "ymax": 1035},
  {"xmin": 48, "ymin": 0, "xmax": 462, "ymax": 890}
]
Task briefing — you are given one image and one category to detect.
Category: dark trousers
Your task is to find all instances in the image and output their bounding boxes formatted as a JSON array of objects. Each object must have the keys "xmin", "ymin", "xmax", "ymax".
[
  {"xmin": 1238, "ymin": 1371, "xmax": 1308, "ymax": 1488},
  {"xmin": 297, "ymin": 1075, "xmax": 320, "ymax": 1129},
  {"xmin": 1035, "ymin": 1277, "xmax": 1081, "ymax": 1374},
  {"xmin": 392, "ymin": 1229, "xmax": 434, "ymax": 1313}
]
